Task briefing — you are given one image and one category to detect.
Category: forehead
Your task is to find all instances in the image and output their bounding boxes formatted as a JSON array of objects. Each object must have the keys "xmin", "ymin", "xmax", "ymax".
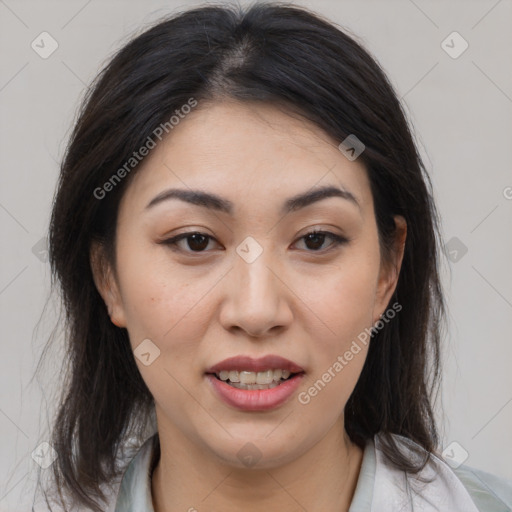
[{"xmin": 119, "ymin": 100, "xmax": 372, "ymax": 215}]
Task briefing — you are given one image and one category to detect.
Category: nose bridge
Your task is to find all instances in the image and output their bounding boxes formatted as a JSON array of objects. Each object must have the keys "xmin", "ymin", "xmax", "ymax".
[
  {"xmin": 235, "ymin": 235, "xmax": 278, "ymax": 304},
  {"xmin": 221, "ymin": 235, "xmax": 290, "ymax": 336}
]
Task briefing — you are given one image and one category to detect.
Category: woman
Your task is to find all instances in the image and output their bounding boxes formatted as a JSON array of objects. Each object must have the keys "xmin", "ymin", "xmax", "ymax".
[{"xmin": 43, "ymin": 2, "xmax": 512, "ymax": 511}]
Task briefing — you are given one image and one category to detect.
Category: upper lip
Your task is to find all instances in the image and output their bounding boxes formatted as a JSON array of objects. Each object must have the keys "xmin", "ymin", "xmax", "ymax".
[{"xmin": 205, "ymin": 355, "xmax": 305, "ymax": 374}]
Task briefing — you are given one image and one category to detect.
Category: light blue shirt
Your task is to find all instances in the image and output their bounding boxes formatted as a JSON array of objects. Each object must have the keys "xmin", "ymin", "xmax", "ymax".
[{"xmin": 114, "ymin": 433, "xmax": 512, "ymax": 511}]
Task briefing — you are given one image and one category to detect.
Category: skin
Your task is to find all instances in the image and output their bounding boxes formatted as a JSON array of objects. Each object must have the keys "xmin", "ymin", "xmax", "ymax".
[{"xmin": 91, "ymin": 100, "xmax": 406, "ymax": 511}]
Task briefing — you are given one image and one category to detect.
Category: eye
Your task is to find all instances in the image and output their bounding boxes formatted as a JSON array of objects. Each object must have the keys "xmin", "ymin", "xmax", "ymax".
[
  {"xmin": 293, "ymin": 230, "xmax": 348, "ymax": 252},
  {"xmin": 160, "ymin": 232, "xmax": 220, "ymax": 253},
  {"xmin": 160, "ymin": 230, "xmax": 348, "ymax": 254}
]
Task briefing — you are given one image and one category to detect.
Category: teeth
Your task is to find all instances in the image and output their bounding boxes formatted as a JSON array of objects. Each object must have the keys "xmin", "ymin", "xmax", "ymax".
[
  {"xmin": 273, "ymin": 369, "xmax": 282, "ymax": 381},
  {"xmin": 256, "ymin": 370, "xmax": 274, "ymax": 385},
  {"xmin": 219, "ymin": 370, "xmax": 230, "ymax": 381},
  {"xmin": 240, "ymin": 371, "xmax": 257, "ymax": 384},
  {"xmin": 216, "ymin": 369, "xmax": 294, "ymax": 384},
  {"xmin": 229, "ymin": 381, "xmax": 281, "ymax": 390}
]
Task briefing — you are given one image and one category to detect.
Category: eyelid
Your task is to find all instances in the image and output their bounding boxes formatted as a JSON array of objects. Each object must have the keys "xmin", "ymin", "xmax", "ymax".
[
  {"xmin": 159, "ymin": 231, "xmax": 221, "ymax": 254},
  {"xmin": 159, "ymin": 229, "xmax": 349, "ymax": 255},
  {"xmin": 291, "ymin": 231, "xmax": 349, "ymax": 253}
]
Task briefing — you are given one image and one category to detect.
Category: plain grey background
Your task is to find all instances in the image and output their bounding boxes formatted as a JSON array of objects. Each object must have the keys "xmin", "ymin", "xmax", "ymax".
[{"xmin": 1, "ymin": 0, "xmax": 511, "ymax": 510}]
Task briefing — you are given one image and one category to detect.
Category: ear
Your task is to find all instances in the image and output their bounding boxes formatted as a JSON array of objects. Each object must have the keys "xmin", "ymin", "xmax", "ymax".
[
  {"xmin": 90, "ymin": 241, "xmax": 127, "ymax": 328},
  {"xmin": 373, "ymin": 215, "xmax": 407, "ymax": 324}
]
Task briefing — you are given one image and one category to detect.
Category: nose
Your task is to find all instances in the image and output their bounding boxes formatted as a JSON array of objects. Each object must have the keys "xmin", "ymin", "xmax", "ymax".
[{"xmin": 219, "ymin": 242, "xmax": 293, "ymax": 338}]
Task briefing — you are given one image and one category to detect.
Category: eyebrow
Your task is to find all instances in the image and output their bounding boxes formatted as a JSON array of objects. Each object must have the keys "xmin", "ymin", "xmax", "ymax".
[{"xmin": 145, "ymin": 185, "xmax": 360, "ymax": 215}]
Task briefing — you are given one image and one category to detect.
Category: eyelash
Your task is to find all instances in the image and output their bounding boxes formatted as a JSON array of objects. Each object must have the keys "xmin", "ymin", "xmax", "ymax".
[{"xmin": 160, "ymin": 230, "xmax": 349, "ymax": 255}]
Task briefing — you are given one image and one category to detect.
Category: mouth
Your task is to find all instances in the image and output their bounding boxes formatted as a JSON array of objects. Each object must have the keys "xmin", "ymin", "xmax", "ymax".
[
  {"xmin": 204, "ymin": 355, "xmax": 305, "ymax": 411},
  {"xmin": 208, "ymin": 368, "xmax": 302, "ymax": 390}
]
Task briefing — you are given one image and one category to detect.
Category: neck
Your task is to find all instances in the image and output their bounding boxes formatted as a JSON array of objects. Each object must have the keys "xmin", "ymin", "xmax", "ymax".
[{"xmin": 151, "ymin": 418, "xmax": 364, "ymax": 512}]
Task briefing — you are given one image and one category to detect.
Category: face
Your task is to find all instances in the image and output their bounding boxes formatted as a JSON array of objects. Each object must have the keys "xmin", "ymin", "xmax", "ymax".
[{"xmin": 92, "ymin": 100, "xmax": 406, "ymax": 469}]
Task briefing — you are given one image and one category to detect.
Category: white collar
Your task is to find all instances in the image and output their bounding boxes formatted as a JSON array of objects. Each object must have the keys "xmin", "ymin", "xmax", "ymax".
[
  {"xmin": 115, "ymin": 432, "xmax": 479, "ymax": 511},
  {"xmin": 369, "ymin": 434, "xmax": 479, "ymax": 511}
]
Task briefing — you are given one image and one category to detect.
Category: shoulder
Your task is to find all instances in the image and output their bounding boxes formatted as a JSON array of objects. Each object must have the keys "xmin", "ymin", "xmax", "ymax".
[
  {"xmin": 451, "ymin": 463, "xmax": 512, "ymax": 512},
  {"xmin": 113, "ymin": 434, "xmax": 157, "ymax": 512},
  {"xmin": 372, "ymin": 433, "xmax": 512, "ymax": 512}
]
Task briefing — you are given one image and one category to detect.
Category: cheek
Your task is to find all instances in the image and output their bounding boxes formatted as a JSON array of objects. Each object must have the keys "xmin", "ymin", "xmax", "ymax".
[
  {"xmin": 116, "ymin": 240, "xmax": 209, "ymax": 343},
  {"xmin": 117, "ymin": 251, "xmax": 213, "ymax": 408},
  {"xmin": 292, "ymin": 248, "xmax": 378, "ymax": 409},
  {"xmin": 297, "ymin": 250, "xmax": 380, "ymax": 347},
  {"xmin": 296, "ymin": 269, "xmax": 373, "ymax": 418},
  {"xmin": 297, "ymin": 346, "xmax": 368, "ymax": 429},
  {"xmin": 115, "ymin": 247, "xmax": 227, "ymax": 413}
]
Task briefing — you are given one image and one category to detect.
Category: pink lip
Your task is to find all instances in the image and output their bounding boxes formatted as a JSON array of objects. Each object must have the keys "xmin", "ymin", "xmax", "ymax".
[
  {"xmin": 205, "ymin": 355, "xmax": 304, "ymax": 374},
  {"xmin": 205, "ymin": 373, "xmax": 305, "ymax": 411}
]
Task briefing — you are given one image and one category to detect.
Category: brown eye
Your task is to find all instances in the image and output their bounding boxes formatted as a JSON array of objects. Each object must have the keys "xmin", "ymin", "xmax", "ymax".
[
  {"xmin": 160, "ymin": 230, "xmax": 348, "ymax": 255},
  {"xmin": 183, "ymin": 233, "xmax": 210, "ymax": 251},
  {"xmin": 161, "ymin": 232, "xmax": 218, "ymax": 253},
  {"xmin": 295, "ymin": 231, "xmax": 348, "ymax": 252}
]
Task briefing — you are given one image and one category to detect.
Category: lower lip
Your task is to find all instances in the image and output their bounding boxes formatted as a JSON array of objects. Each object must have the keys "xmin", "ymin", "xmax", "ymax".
[{"xmin": 205, "ymin": 373, "xmax": 304, "ymax": 411}]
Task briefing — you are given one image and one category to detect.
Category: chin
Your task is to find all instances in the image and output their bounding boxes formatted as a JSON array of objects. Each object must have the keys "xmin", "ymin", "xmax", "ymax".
[{"xmin": 203, "ymin": 431, "xmax": 311, "ymax": 471}]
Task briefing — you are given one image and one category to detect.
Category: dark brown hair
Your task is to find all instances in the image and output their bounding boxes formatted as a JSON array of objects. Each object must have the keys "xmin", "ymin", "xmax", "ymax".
[{"xmin": 43, "ymin": 2, "xmax": 445, "ymax": 510}]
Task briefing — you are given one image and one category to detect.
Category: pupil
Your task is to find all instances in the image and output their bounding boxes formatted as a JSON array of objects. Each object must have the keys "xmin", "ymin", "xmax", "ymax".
[
  {"xmin": 188, "ymin": 234, "xmax": 209, "ymax": 251},
  {"xmin": 305, "ymin": 233, "xmax": 325, "ymax": 250}
]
